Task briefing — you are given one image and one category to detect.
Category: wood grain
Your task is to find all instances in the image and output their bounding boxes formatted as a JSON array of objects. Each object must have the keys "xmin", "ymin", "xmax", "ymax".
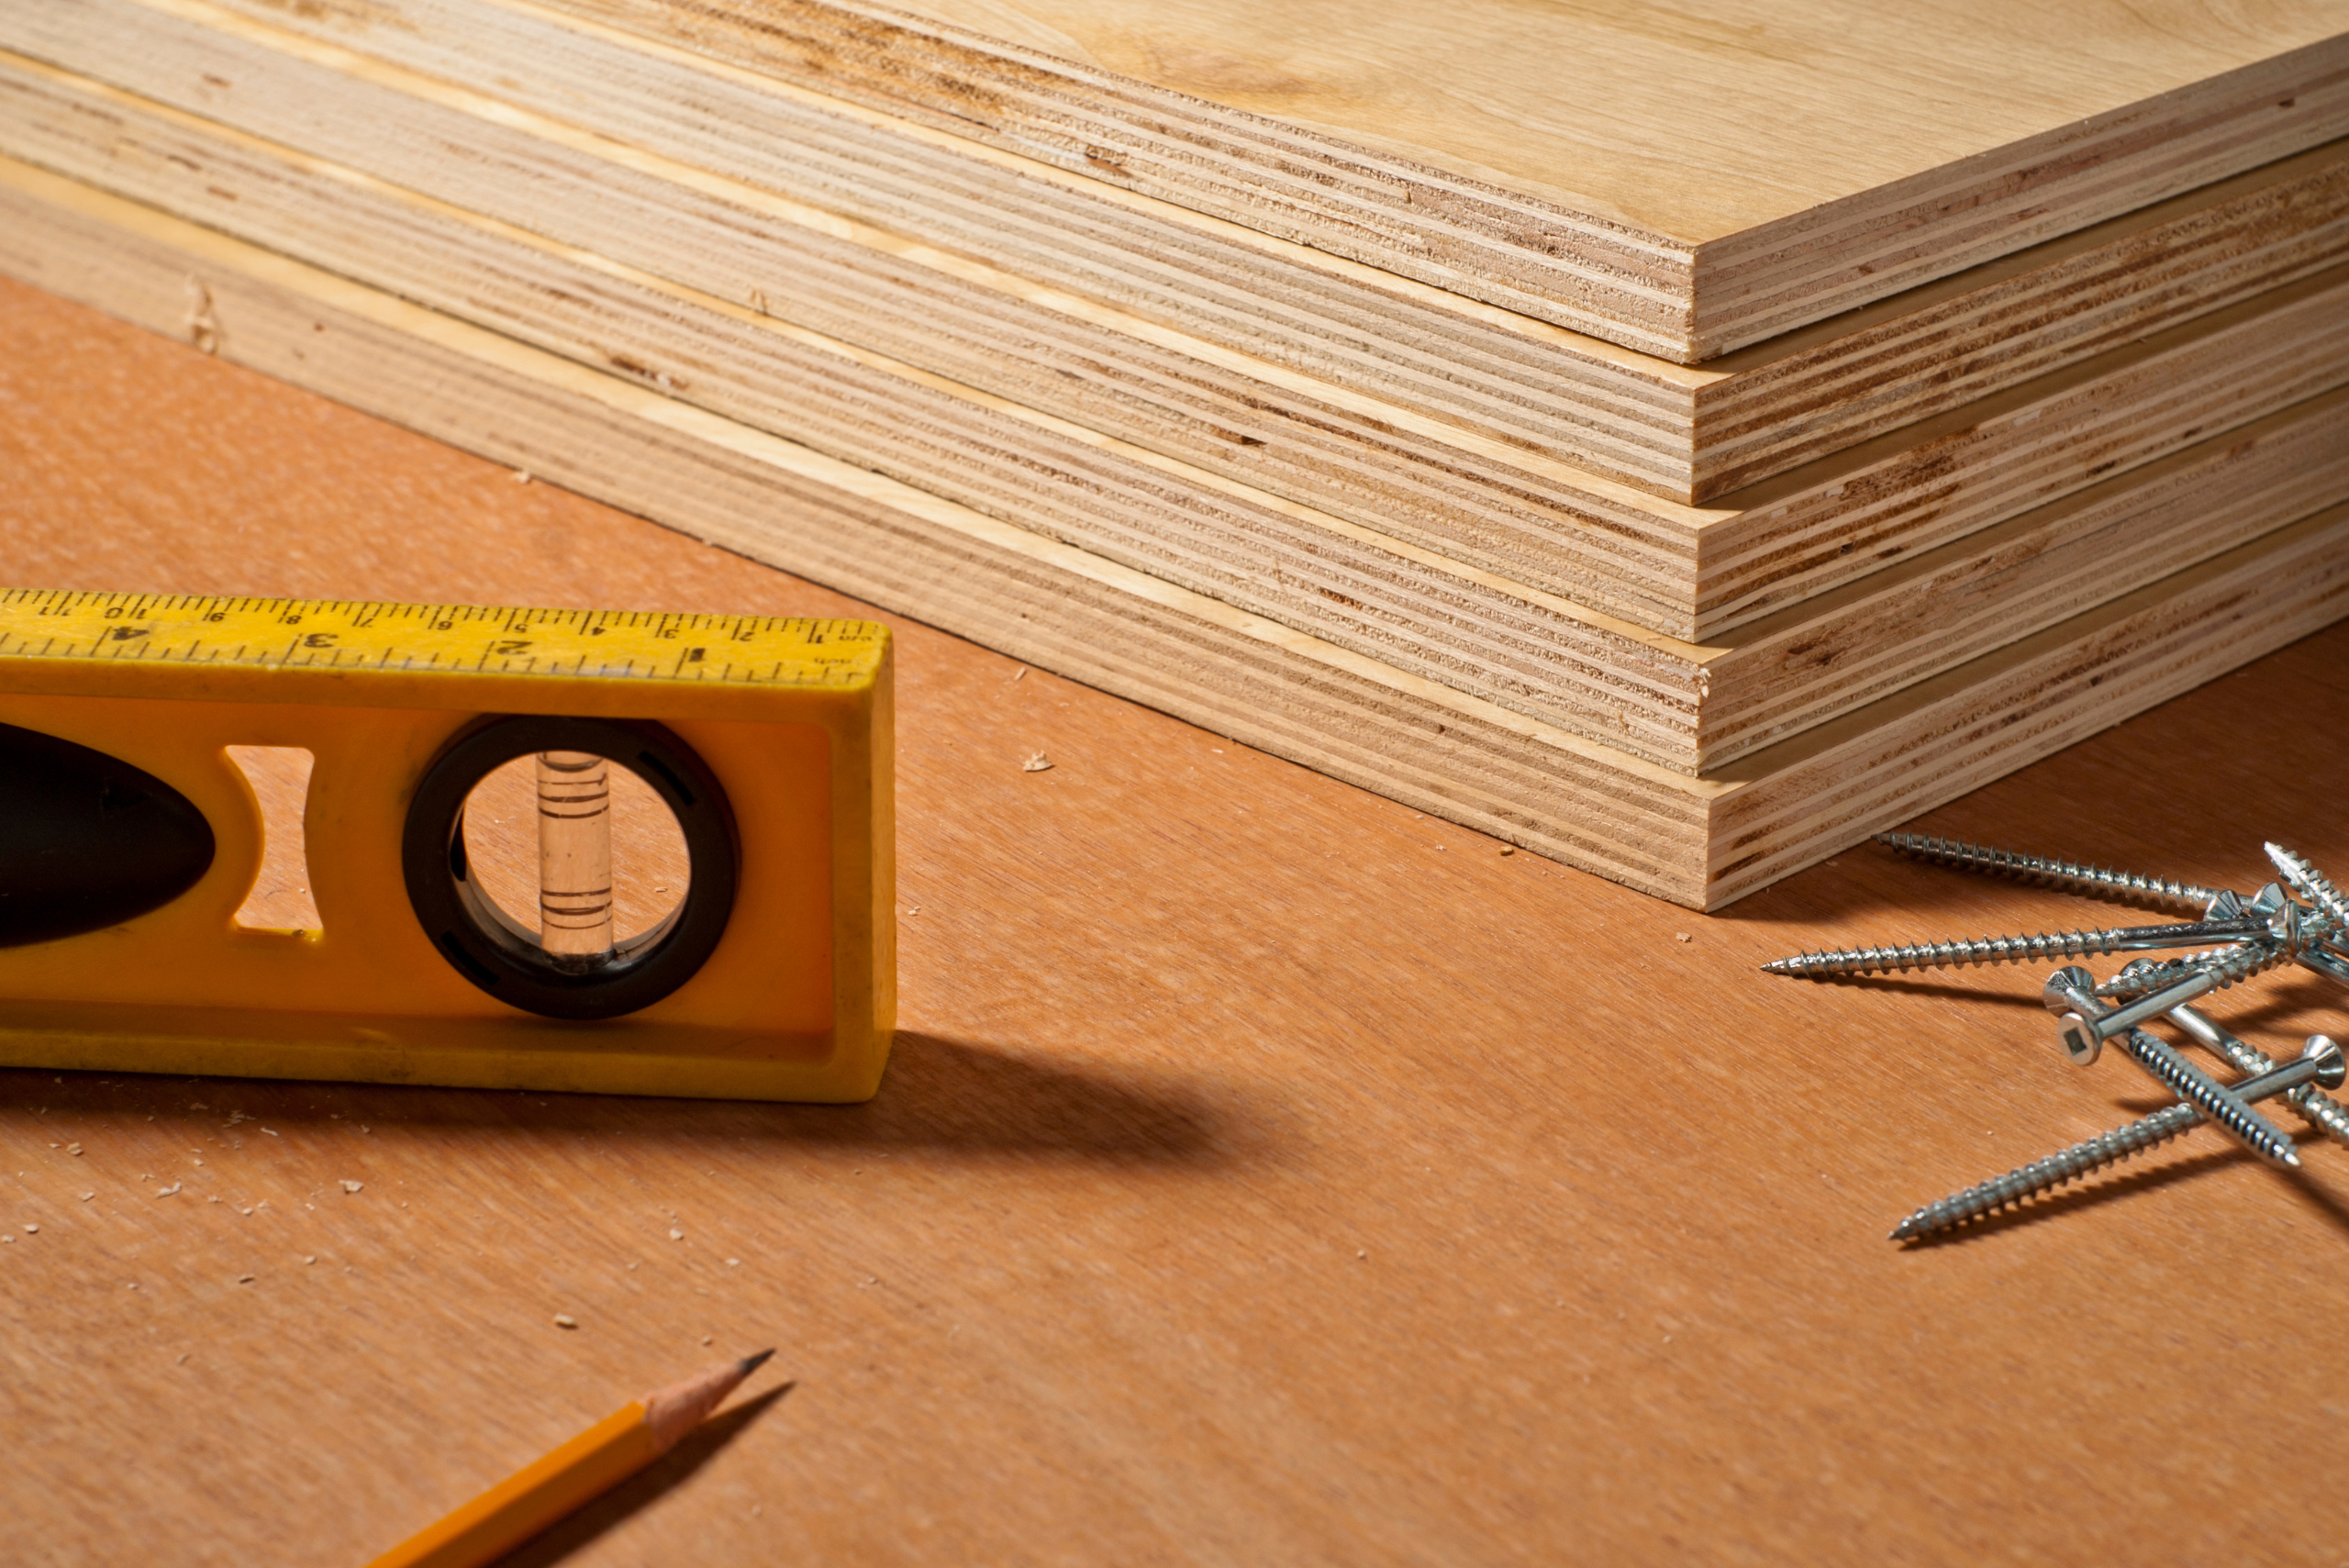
[
  {"xmin": 6, "ymin": 238, "xmax": 2349, "ymax": 1567},
  {"xmin": 7, "ymin": 6, "xmax": 2345, "ymax": 561},
  {"xmin": 537, "ymin": 0, "xmax": 2349, "ymax": 356},
  {"xmin": 5, "ymin": 135, "xmax": 2344, "ymax": 775},
  {"xmin": 6, "ymin": 183, "xmax": 2343, "ymax": 908},
  {"xmin": 83, "ymin": 0, "xmax": 2349, "ymax": 501}
]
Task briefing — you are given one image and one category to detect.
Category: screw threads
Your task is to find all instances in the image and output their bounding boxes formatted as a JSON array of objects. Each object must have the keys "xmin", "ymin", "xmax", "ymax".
[
  {"xmin": 1765, "ymin": 923, "xmax": 2219, "ymax": 979},
  {"xmin": 2267, "ymin": 844, "xmax": 2349, "ymax": 933},
  {"xmin": 2094, "ymin": 927, "xmax": 2326, "ymax": 1001},
  {"xmin": 1889, "ymin": 1103, "xmax": 2201, "ymax": 1240},
  {"xmin": 2284, "ymin": 1084, "xmax": 2349, "ymax": 1146},
  {"xmin": 2115, "ymin": 1029, "xmax": 2299, "ymax": 1168},
  {"xmin": 1876, "ymin": 832, "xmax": 2220, "ymax": 912},
  {"xmin": 2172, "ymin": 1008, "xmax": 2349, "ymax": 1150}
]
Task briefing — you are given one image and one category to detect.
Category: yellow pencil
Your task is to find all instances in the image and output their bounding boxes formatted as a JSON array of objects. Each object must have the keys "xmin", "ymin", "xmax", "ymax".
[{"xmin": 364, "ymin": 1350, "xmax": 775, "ymax": 1568}]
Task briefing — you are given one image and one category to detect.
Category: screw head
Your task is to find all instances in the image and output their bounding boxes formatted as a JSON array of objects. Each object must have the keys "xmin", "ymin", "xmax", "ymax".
[
  {"xmin": 2305, "ymin": 1035, "xmax": 2345, "ymax": 1091},
  {"xmin": 2043, "ymin": 965, "xmax": 2098, "ymax": 1016},
  {"xmin": 2057, "ymin": 1013, "xmax": 2102, "ymax": 1065}
]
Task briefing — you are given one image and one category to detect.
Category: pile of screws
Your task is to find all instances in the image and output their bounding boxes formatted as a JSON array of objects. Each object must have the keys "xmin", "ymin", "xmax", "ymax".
[{"xmin": 1765, "ymin": 833, "xmax": 2349, "ymax": 1241}]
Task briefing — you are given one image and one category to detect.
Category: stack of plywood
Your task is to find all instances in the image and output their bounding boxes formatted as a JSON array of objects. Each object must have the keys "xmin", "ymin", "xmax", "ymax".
[{"xmin": 2, "ymin": 0, "xmax": 2344, "ymax": 906}]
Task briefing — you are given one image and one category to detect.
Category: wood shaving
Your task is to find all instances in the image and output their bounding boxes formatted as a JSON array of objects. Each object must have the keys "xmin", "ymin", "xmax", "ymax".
[
  {"xmin": 23, "ymin": 1224, "xmax": 37, "ymax": 1234},
  {"xmin": 156, "ymin": 1183, "xmax": 182, "ymax": 1197},
  {"xmin": 340, "ymin": 1180, "xmax": 363, "ymax": 1194},
  {"xmin": 1499, "ymin": 847, "xmax": 1516, "ymax": 856},
  {"xmin": 1021, "ymin": 752, "xmax": 1052, "ymax": 773},
  {"xmin": 236, "ymin": 1274, "xmax": 254, "ymax": 1284},
  {"xmin": 67, "ymin": 1143, "xmax": 82, "ymax": 1155},
  {"xmin": 669, "ymin": 1227, "xmax": 685, "ymax": 1241},
  {"xmin": 552, "ymin": 1314, "xmax": 579, "ymax": 1329},
  {"xmin": 304, "ymin": 1255, "xmax": 317, "ymax": 1264}
]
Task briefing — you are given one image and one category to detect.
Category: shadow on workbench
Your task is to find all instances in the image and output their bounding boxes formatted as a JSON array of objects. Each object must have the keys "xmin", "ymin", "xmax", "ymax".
[
  {"xmin": 16, "ymin": 1032, "xmax": 1261, "ymax": 1168},
  {"xmin": 491, "ymin": 1385, "xmax": 795, "ymax": 1567}
]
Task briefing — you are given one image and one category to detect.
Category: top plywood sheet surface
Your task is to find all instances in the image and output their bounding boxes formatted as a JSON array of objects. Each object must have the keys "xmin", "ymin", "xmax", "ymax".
[
  {"xmin": 885, "ymin": 0, "xmax": 2329, "ymax": 239},
  {"xmin": 543, "ymin": 0, "xmax": 2349, "ymax": 356}
]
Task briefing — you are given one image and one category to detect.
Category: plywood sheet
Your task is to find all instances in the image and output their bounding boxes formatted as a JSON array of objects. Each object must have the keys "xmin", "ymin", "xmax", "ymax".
[
  {"xmin": 538, "ymin": 0, "xmax": 2349, "ymax": 355},
  {"xmin": 16, "ymin": 0, "xmax": 2349, "ymax": 506},
  {"xmin": 130, "ymin": 0, "xmax": 2349, "ymax": 500}
]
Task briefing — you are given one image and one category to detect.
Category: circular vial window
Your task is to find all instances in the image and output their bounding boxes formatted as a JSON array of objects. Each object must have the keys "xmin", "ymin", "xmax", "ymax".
[{"xmin": 402, "ymin": 717, "xmax": 739, "ymax": 1018}]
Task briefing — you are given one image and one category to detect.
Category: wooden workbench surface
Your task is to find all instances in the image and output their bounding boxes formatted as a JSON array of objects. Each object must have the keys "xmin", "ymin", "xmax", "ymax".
[{"xmin": 5, "ymin": 278, "xmax": 2347, "ymax": 1564}]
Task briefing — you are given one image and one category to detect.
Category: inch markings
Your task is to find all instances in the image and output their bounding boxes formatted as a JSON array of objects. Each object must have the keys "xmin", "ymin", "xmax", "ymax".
[{"xmin": 0, "ymin": 590, "xmax": 885, "ymax": 689}]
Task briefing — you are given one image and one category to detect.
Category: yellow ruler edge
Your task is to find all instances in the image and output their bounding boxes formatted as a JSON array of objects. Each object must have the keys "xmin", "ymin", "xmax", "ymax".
[{"xmin": 0, "ymin": 589, "xmax": 887, "ymax": 695}]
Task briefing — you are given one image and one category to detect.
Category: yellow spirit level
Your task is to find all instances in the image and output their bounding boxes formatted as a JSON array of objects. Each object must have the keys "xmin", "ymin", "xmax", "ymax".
[{"xmin": 0, "ymin": 590, "xmax": 893, "ymax": 1100}]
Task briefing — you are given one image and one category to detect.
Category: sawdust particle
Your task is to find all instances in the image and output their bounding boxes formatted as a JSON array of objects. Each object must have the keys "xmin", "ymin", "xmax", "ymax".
[
  {"xmin": 553, "ymin": 1314, "xmax": 579, "ymax": 1329},
  {"xmin": 1021, "ymin": 751, "xmax": 1052, "ymax": 773}
]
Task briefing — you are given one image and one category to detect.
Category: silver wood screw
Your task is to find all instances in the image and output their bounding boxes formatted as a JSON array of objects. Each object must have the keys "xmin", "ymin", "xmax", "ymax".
[
  {"xmin": 2299, "ymin": 945, "xmax": 2349, "ymax": 990},
  {"xmin": 2110, "ymin": 1026, "xmax": 2299, "ymax": 1169},
  {"xmin": 2166, "ymin": 998, "xmax": 2349, "ymax": 1149},
  {"xmin": 1889, "ymin": 1036, "xmax": 2343, "ymax": 1240},
  {"xmin": 1760, "ymin": 917, "xmax": 2265, "ymax": 979},
  {"xmin": 2090, "ymin": 913, "xmax": 2332, "ymax": 1002},
  {"xmin": 1875, "ymin": 832, "xmax": 2222, "ymax": 912}
]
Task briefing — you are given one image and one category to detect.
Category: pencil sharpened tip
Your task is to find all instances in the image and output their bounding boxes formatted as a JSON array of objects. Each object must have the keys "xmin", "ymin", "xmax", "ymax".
[{"xmin": 738, "ymin": 1348, "xmax": 776, "ymax": 1375}]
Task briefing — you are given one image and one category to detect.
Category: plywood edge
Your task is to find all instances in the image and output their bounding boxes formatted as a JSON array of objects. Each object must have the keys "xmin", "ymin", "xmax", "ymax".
[{"xmin": 1698, "ymin": 511, "xmax": 2349, "ymax": 906}]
